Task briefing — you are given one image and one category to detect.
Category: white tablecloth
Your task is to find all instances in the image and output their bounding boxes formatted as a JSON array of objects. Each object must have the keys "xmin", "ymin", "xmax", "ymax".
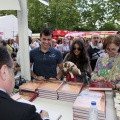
[{"xmin": 33, "ymin": 91, "xmax": 117, "ymax": 120}]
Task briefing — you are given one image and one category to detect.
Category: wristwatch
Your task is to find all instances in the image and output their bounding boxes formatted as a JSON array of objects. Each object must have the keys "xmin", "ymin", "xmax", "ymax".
[{"xmin": 56, "ymin": 77, "xmax": 60, "ymax": 80}]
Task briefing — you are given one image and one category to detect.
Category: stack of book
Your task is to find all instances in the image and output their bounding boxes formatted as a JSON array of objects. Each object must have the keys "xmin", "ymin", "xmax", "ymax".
[
  {"xmin": 73, "ymin": 89, "xmax": 106, "ymax": 120},
  {"xmin": 89, "ymin": 81, "xmax": 113, "ymax": 91},
  {"xmin": 37, "ymin": 81, "xmax": 63, "ymax": 100},
  {"xmin": 18, "ymin": 81, "xmax": 41, "ymax": 101},
  {"xmin": 19, "ymin": 81, "xmax": 41, "ymax": 92},
  {"xmin": 11, "ymin": 91, "xmax": 38, "ymax": 102},
  {"xmin": 57, "ymin": 82, "xmax": 83, "ymax": 102},
  {"xmin": 113, "ymin": 91, "xmax": 120, "ymax": 119}
]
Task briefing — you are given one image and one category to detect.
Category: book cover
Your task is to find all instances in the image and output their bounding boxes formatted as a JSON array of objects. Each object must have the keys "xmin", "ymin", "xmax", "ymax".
[
  {"xmin": 57, "ymin": 82, "xmax": 83, "ymax": 94},
  {"xmin": 11, "ymin": 91, "xmax": 38, "ymax": 102},
  {"xmin": 19, "ymin": 82, "xmax": 41, "ymax": 92},
  {"xmin": 37, "ymin": 81, "xmax": 63, "ymax": 91},
  {"xmin": 89, "ymin": 81, "xmax": 113, "ymax": 91}
]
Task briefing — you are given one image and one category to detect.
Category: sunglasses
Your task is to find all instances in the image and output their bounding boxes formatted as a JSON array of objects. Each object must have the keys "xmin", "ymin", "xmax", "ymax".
[{"xmin": 73, "ymin": 47, "xmax": 82, "ymax": 51}]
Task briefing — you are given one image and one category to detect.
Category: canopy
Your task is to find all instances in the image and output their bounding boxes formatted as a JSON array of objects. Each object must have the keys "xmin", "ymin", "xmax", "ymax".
[
  {"xmin": 65, "ymin": 31, "xmax": 86, "ymax": 37},
  {"xmin": 53, "ymin": 30, "xmax": 70, "ymax": 36},
  {"xmin": 0, "ymin": 0, "xmax": 20, "ymax": 10}
]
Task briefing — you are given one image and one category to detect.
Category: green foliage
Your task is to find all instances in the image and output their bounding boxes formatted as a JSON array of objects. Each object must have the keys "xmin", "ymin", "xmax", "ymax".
[
  {"xmin": 0, "ymin": 0, "xmax": 120, "ymax": 32},
  {"xmin": 99, "ymin": 22, "xmax": 117, "ymax": 31}
]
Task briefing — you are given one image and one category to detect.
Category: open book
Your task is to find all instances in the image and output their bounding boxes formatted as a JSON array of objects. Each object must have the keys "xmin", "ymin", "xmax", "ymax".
[{"xmin": 17, "ymin": 98, "xmax": 62, "ymax": 120}]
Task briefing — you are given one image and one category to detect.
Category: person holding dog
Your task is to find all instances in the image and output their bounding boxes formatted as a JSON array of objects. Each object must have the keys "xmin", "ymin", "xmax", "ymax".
[{"xmin": 63, "ymin": 38, "xmax": 92, "ymax": 84}]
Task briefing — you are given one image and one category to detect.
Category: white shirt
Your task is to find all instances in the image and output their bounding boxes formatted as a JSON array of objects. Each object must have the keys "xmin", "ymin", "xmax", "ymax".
[{"xmin": 0, "ymin": 88, "xmax": 6, "ymax": 93}]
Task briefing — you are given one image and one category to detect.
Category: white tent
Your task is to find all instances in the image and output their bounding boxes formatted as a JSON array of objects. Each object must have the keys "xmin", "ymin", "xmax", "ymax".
[
  {"xmin": 0, "ymin": 0, "xmax": 20, "ymax": 10},
  {"xmin": 0, "ymin": 14, "xmax": 32, "ymax": 40}
]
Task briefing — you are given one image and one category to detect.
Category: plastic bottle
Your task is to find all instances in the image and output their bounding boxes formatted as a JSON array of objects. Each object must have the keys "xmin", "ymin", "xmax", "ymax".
[{"xmin": 88, "ymin": 101, "xmax": 98, "ymax": 120}]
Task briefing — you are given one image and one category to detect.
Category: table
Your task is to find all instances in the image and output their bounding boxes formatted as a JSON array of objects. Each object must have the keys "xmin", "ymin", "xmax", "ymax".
[
  {"xmin": 33, "ymin": 98, "xmax": 73, "ymax": 120},
  {"xmin": 33, "ymin": 91, "xmax": 117, "ymax": 120},
  {"xmin": 105, "ymin": 91, "xmax": 117, "ymax": 120}
]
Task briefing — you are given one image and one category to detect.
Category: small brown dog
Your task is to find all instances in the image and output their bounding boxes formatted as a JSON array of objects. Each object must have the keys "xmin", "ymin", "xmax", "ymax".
[{"xmin": 63, "ymin": 61, "xmax": 81, "ymax": 78}]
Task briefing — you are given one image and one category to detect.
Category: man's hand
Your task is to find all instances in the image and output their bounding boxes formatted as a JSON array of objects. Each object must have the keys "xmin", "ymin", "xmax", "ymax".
[
  {"xmin": 49, "ymin": 77, "xmax": 58, "ymax": 81},
  {"xmin": 40, "ymin": 110, "xmax": 49, "ymax": 118},
  {"xmin": 37, "ymin": 76, "xmax": 45, "ymax": 81}
]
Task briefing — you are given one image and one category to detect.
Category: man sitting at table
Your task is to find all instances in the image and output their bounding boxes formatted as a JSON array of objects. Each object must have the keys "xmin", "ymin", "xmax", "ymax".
[{"xmin": 0, "ymin": 46, "xmax": 49, "ymax": 120}]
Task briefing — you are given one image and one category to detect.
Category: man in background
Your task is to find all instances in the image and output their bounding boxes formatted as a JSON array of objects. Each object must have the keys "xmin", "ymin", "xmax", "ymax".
[
  {"xmin": 0, "ymin": 46, "xmax": 49, "ymax": 120},
  {"xmin": 87, "ymin": 33, "xmax": 104, "ymax": 71},
  {"xmin": 117, "ymin": 31, "xmax": 120, "ymax": 36}
]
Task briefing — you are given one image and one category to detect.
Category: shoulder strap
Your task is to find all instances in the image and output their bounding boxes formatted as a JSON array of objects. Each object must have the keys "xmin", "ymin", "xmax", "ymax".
[{"xmin": 106, "ymin": 55, "xmax": 120, "ymax": 81}]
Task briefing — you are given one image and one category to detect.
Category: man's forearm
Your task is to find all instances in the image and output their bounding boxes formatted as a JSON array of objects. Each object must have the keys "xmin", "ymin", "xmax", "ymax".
[
  {"xmin": 56, "ymin": 70, "xmax": 63, "ymax": 80},
  {"xmin": 31, "ymin": 70, "xmax": 37, "ymax": 79}
]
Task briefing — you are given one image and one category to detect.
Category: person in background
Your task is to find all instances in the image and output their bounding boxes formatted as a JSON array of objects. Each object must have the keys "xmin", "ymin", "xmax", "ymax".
[
  {"xmin": 30, "ymin": 38, "xmax": 40, "ymax": 49},
  {"xmin": 116, "ymin": 31, "xmax": 120, "ymax": 36},
  {"xmin": 63, "ymin": 38, "xmax": 92, "ymax": 84},
  {"xmin": 91, "ymin": 34, "xmax": 120, "ymax": 89},
  {"xmin": 0, "ymin": 39, "xmax": 7, "ymax": 48},
  {"xmin": 11, "ymin": 39, "xmax": 19, "ymax": 52},
  {"xmin": 30, "ymin": 27, "xmax": 63, "ymax": 81},
  {"xmin": 57, "ymin": 37, "xmax": 62, "ymax": 44},
  {"xmin": 6, "ymin": 38, "xmax": 15, "ymax": 54},
  {"xmin": 0, "ymin": 36, "xmax": 2, "ymax": 40},
  {"xmin": 57, "ymin": 37, "xmax": 70, "ymax": 59},
  {"xmin": 0, "ymin": 46, "xmax": 49, "ymax": 120},
  {"xmin": 87, "ymin": 33, "xmax": 104, "ymax": 71},
  {"xmin": 14, "ymin": 35, "xmax": 32, "ymax": 74},
  {"xmin": 51, "ymin": 39, "xmax": 58, "ymax": 49}
]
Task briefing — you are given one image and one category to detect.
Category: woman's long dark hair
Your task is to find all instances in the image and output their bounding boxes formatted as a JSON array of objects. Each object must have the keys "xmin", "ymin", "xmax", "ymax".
[{"xmin": 67, "ymin": 38, "xmax": 89, "ymax": 72}]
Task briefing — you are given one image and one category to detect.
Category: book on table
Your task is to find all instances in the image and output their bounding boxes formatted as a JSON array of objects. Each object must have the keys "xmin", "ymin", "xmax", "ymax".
[
  {"xmin": 57, "ymin": 82, "xmax": 84, "ymax": 102},
  {"xmin": 19, "ymin": 81, "xmax": 41, "ymax": 92},
  {"xmin": 73, "ymin": 88, "xmax": 106, "ymax": 120},
  {"xmin": 89, "ymin": 81, "xmax": 113, "ymax": 90},
  {"xmin": 11, "ymin": 90, "xmax": 38, "ymax": 102}
]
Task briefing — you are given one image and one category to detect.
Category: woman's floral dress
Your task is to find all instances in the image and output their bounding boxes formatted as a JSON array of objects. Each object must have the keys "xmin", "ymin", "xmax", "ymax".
[{"xmin": 91, "ymin": 53, "xmax": 120, "ymax": 84}]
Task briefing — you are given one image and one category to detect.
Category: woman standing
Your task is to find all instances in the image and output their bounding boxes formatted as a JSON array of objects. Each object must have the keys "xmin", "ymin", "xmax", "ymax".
[
  {"xmin": 64, "ymin": 38, "xmax": 92, "ymax": 84},
  {"xmin": 91, "ymin": 34, "xmax": 120, "ymax": 89}
]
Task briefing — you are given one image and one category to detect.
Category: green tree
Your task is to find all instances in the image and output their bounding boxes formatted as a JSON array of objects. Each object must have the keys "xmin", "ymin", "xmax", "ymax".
[
  {"xmin": 0, "ymin": 0, "xmax": 120, "ymax": 32},
  {"xmin": 99, "ymin": 22, "xmax": 117, "ymax": 31}
]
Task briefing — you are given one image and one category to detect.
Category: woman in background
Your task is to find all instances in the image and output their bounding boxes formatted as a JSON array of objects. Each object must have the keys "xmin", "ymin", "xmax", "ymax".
[
  {"xmin": 91, "ymin": 34, "xmax": 120, "ymax": 89},
  {"xmin": 64, "ymin": 38, "xmax": 92, "ymax": 84}
]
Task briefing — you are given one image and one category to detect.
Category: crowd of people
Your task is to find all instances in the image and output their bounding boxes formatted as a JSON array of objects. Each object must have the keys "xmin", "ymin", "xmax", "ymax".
[{"xmin": 0, "ymin": 28, "xmax": 120, "ymax": 120}]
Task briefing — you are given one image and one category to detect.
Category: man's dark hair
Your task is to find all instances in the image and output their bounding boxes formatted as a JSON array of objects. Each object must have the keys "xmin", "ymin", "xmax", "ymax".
[
  {"xmin": 40, "ymin": 27, "xmax": 53, "ymax": 37},
  {"xmin": 0, "ymin": 47, "xmax": 12, "ymax": 68},
  {"xmin": 0, "ymin": 40, "xmax": 7, "ymax": 46}
]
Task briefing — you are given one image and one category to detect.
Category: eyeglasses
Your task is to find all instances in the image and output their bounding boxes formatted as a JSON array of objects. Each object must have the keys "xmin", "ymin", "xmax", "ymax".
[
  {"xmin": 7, "ymin": 65, "xmax": 16, "ymax": 72},
  {"xmin": 93, "ymin": 37, "xmax": 99, "ymax": 39},
  {"xmin": 106, "ymin": 48, "xmax": 118, "ymax": 52},
  {"xmin": 73, "ymin": 47, "xmax": 82, "ymax": 51}
]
